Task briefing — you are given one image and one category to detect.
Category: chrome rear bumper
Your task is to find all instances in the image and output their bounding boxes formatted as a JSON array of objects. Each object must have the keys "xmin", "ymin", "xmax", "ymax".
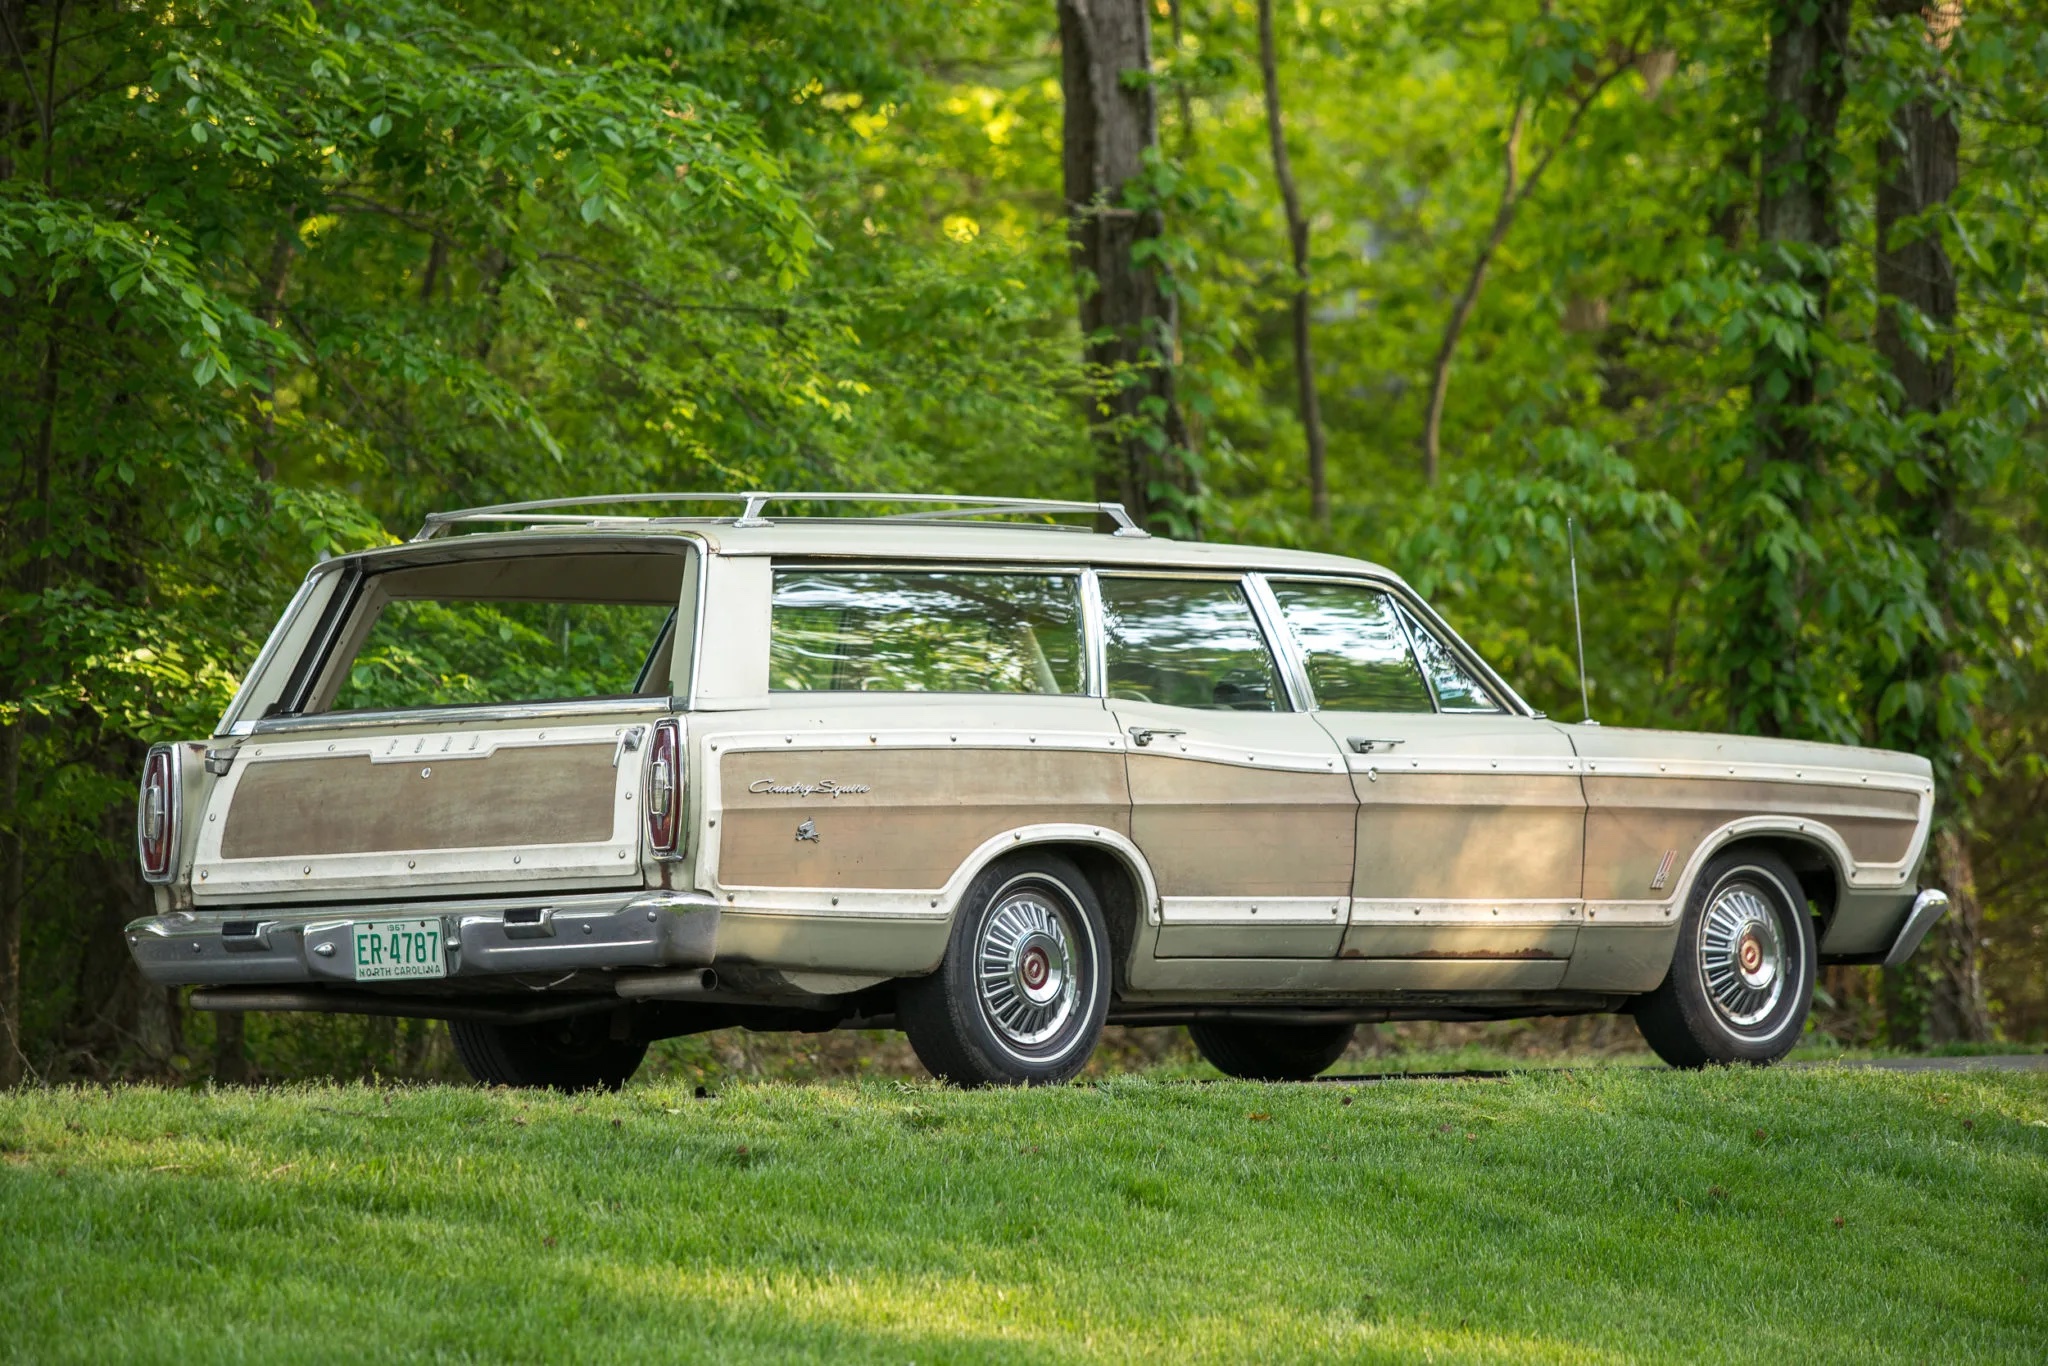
[
  {"xmin": 125, "ymin": 890, "xmax": 720, "ymax": 987},
  {"xmin": 1881, "ymin": 889, "xmax": 1951, "ymax": 969}
]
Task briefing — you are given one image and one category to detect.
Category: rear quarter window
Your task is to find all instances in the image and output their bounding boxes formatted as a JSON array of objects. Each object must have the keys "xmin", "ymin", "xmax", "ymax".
[{"xmin": 769, "ymin": 570, "xmax": 1086, "ymax": 694}]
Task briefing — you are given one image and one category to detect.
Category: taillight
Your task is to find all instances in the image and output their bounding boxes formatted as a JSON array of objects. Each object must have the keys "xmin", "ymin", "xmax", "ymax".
[
  {"xmin": 645, "ymin": 719, "xmax": 683, "ymax": 859},
  {"xmin": 137, "ymin": 743, "xmax": 180, "ymax": 883}
]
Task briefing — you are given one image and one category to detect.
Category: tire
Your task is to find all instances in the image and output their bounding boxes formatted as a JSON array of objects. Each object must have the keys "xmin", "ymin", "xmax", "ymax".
[
  {"xmin": 899, "ymin": 852, "xmax": 1112, "ymax": 1087},
  {"xmin": 1634, "ymin": 848, "xmax": 1817, "ymax": 1068},
  {"xmin": 1188, "ymin": 1021, "xmax": 1355, "ymax": 1081},
  {"xmin": 450, "ymin": 1013, "xmax": 647, "ymax": 1092}
]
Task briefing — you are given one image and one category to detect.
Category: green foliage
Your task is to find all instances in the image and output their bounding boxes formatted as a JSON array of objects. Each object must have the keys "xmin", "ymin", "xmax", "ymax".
[{"xmin": 6, "ymin": 0, "xmax": 2048, "ymax": 1077}]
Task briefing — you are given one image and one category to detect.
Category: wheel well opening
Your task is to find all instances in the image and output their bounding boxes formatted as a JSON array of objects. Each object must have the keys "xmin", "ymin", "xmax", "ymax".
[
  {"xmin": 1719, "ymin": 834, "xmax": 1841, "ymax": 932},
  {"xmin": 1036, "ymin": 843, "xmax": 1145, "ymax": 996}
]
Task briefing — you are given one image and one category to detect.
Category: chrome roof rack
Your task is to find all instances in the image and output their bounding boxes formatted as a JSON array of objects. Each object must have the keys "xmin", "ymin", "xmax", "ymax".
[{"xmin": 411, "ymin": 491, "xmax": 1150, "ymax": 541}]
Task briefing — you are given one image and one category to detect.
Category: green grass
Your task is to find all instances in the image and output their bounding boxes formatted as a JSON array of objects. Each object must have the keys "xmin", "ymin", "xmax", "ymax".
[{"xmin": 3, "ymin": 1067, "xmax": 2045, "ymax": 1363}]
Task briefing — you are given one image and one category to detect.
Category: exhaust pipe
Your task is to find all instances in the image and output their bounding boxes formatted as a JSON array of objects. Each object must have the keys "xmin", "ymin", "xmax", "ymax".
[{"xmin": 614, "ymin": 967, "xmax": 720, "ymax": 1001}]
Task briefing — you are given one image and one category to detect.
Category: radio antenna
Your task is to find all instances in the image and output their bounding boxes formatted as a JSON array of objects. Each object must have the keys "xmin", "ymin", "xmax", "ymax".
[{"xmin": 1568, "ymin": 516, "xmax": 1594, "ymax": 724}]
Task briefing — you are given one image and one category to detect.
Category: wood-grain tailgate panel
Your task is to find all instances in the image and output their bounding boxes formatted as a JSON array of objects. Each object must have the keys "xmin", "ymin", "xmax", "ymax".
[{"xmin": 221, "ymin": 744, "xmax": 616, "ymax": 858}]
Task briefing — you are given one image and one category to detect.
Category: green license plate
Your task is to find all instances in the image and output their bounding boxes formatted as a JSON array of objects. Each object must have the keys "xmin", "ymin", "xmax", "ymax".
[{"xmin": 351, "ymin": 918, "xmax": 445, "ymax": 981}]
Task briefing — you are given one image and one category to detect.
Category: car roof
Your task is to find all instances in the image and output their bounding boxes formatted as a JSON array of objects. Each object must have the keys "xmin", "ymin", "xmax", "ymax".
[{"xmin": 351, "ymin": 519, "xmax": 1410, "ymax": 584}]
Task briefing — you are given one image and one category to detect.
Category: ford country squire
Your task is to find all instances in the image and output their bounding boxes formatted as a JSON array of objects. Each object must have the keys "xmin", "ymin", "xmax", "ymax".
[{"xmin": 129, "ymin": 492, "xmax": 1952, "ymax": 1088}]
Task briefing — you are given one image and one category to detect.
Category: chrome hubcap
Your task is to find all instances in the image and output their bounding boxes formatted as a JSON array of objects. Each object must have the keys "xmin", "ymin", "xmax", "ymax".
[
  {"xmin": 1699, "ymin": 881, "xmax": 1787, "ymax": 1029},
  {"xmin": 976, "ymin": 888, "xmax": 1079, "ymax": 1049}
]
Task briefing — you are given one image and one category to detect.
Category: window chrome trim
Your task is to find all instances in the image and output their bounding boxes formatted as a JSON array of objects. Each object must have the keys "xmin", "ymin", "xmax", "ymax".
[
  {"xmin": 273, "ymin": 567, "xmax": 365, "ymax": 720},
  {"xmin": 215, "ymin": 572, "xmax": 324, "ymax": 737},
  {"xmin": 1260, "ymin": 572, "xmax": 1531, "ymax": 719},
  {"xmin": 249, "ymin": 695, "xmax": 682, "ymax": 735},
  {"xmin": 1394, "ymin": 598, "xmax": 1504, "ymax": 715},
  {"xmin": 1244, "ymin": 574, "xmax": 1313, "ymax": 713},
  {"xmin": 1080, "ymin": 568, "xmax": 1107, "ymax": 699},
  {"xmin": 1388, "ymin": 597, "xmax": 1445, "ymax": 712}
]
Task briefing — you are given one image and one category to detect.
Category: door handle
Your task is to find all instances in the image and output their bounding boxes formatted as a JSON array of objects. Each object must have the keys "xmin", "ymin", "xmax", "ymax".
[
  {"xmin": 612, "ymin": 725, "xmax": 646, "ymax": 768},
  {"xmin": 1347, "ymin": 737, "xmax": 1405, "ymax": 754},
  {"xmin": 1128, "ymin": 726, "xmax": 1187, "ymax": 748}
]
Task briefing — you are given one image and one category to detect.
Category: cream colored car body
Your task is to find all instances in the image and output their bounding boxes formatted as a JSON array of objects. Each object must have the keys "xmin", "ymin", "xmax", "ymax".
[{"xmin": 129, "ymin": 509, "xmax": 1940, "ymax": 1025}]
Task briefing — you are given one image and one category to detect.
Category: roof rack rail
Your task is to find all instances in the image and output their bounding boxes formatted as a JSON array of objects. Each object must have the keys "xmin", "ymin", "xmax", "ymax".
[{"xmin": 411, "ymin": 491, "xmax": 1151, "ymax": 541}]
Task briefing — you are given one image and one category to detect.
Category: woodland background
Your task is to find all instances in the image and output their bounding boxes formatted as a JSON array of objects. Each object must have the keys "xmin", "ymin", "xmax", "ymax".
[{"xmin": 3, "ymin": 0, "xmax": 2045, "ymax": 1085}]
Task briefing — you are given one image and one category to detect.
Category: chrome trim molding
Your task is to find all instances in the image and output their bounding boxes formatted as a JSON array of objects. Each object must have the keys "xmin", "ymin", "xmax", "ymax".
[
  {"xmin": 1243, "ymin": 573, "xmax": 1316, "ymax": 713},
  {"xmin": 1160, "ymin": 895, "xmax": 1348, "ymax": 926},
  {"xmin": 1882, "ymin": 889, "xmax": 1951, "ymax": 969},
  {"xmin": 251, "ymin": 696, "xmax": 680, "ymax": 736},
  {"xmin": 709, "ymin": 822, "xmax": 1164, "ymax": 929},
  {"xmin": 1348, "ymin": 898, "xmax": 1583, "ymax": 926}
]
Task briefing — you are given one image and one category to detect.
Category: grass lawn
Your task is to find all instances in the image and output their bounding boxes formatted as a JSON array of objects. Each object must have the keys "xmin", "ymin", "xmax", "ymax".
[{"xmin": 3, "ymin": 1066, "xmax": 2044, "ymax": 1363}]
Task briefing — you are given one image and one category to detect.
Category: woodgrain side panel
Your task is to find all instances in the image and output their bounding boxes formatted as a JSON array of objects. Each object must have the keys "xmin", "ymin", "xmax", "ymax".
[
  {"xmin": 1125, "ymin": 754, "xmax": 1356, "ymax": 898},
  {"xmin": 1352, "ymin": 773, "xmax": 1586, "ymax": 903},
  {"xmin": 221, "ymin": 744, "xmax": 617, "ymax": 858},
  {"xmin": 718, "ymin": 747, "xmax": 1129, "ymax": 889},
  {"xmin": 1582, "ymin": 776, "xmax": 1921, "ymax": 902}
]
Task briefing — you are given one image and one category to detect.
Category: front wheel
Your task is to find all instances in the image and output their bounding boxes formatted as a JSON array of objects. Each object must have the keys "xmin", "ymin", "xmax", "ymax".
[
  {"xmin": 899, "ymin": 853, "xmax": 1111, "ymax": 1087},
  {"xmin": 1634, "ymin": 848, "xmax": 1816, "ymax": 1068},
  {"xmin": 450, "ymin": 1014, "xmax": 647, "ymax": 1092}
]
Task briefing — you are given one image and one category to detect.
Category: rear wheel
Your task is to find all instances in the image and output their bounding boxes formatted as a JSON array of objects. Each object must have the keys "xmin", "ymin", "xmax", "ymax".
[
  {"xmin": 1634, "ymin": 848, "xmax": 1816, "ymax": 1068},
  {"xmin": 450, "ymin": 1013, "xmax": 647, "ymax": 1092},
  {"xmin": 899, "ymin": 853, "xmax": 1111, "ymax": 1087},
  {"xmin": 1189, "ymin": 1020, "xmax": 1355, "ymax": 1081}
]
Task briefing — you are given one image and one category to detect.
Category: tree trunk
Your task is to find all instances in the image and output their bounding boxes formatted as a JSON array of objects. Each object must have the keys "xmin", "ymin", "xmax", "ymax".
[
  {"xmin": 0, "ymin": 719, "xmax": 23, "ymax": 1087},
  {"xmin": 1870, "ymin": 0, "xmax": 1988, "ymax": 1043},
  {"xmin": 1749, "ymin": 0, "xmax": 1851, "ymax": 472},
  {"xmin": 1713, "ymin": 0, "xmax": 1851, "ymax": 738},
  {"xmin": 1059, "ymin": 0, "xmax": 1193, "ymax": 535},
  {"xmin": 1255, "ymin": 0, "xmax": 1327, "ymax": 524}
]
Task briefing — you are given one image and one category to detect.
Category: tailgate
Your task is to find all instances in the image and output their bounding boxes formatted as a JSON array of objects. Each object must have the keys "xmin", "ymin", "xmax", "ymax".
[{"xmin": 191, "ymin": 722, "xmax": 651, "ymax": 903}]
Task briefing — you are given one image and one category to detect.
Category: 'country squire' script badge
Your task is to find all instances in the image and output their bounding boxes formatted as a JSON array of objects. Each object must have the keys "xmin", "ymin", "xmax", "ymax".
[{"xmin": 748, "ymin": 779, "xmax": 873, "ymax": 798}]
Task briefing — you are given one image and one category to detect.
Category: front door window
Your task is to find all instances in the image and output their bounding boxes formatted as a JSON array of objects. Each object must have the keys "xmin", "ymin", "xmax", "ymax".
[{"xmin": 1268, "ymin": 581, "xmax": 1434, "ymax": 713}]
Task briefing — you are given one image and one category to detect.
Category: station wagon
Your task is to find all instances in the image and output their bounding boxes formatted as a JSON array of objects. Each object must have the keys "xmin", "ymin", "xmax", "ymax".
[{"xmin": 130, "ymin": 493, "xmax": 1951, "ymax": 1088}]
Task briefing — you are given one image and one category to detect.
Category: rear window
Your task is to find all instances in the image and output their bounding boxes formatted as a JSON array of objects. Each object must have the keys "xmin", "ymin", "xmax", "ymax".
[
  {"xmin": 770, "ymin": 570, "xmax": 1086, "ymax": 694},
  {"xmin": 317, "ymin": 551, "xmax": 686, "ymax": 714}
]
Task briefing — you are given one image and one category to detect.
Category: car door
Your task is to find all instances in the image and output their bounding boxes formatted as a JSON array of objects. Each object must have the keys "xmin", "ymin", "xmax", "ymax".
[
  {"xmin": 1259, "ymin": 576, "xmax": 1585, "ymax": 975},
  {"xmin": 1098, "ymin": 573, "xmax": 1354, "ymax": 958}
]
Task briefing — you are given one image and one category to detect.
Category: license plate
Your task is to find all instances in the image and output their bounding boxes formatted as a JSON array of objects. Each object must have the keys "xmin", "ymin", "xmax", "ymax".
[{"xmin": 351, "ymin": 918, "xmax": 446, "ymax": 981}]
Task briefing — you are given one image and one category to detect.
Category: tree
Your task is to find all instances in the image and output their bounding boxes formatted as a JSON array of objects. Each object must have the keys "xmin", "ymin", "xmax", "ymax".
[
  {"xmin": 1415, "ymin": 14, "xmax": 1642, "ymax": 487},
  {"xmin": 1708, "ymin": 0, "xmax": 1854, "ymax": 738},
  {"xmin": 1868, "ymin": 0, "xmax": 1990, "ymax": 1042},
  {"xmin": 1058, "ymin": 0, "xmax": 1195, "ymax": 533},
  {"xmin": 1254, "ymin": 0, "xmax": 1326, "ymax": 523}
]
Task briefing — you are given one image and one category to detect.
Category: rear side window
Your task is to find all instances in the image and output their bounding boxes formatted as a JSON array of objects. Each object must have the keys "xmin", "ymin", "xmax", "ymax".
[
  {"xmin": 770, "ymin": 570, "xmax": 1085, "ymax": 694},
  {"xmin": 1100, "ymin": 577, "xmax": 1283, "ymax": 711},
  {"xmin": 1270, "ymin": 581, "xmax": 1433, "ymax": 713}
]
